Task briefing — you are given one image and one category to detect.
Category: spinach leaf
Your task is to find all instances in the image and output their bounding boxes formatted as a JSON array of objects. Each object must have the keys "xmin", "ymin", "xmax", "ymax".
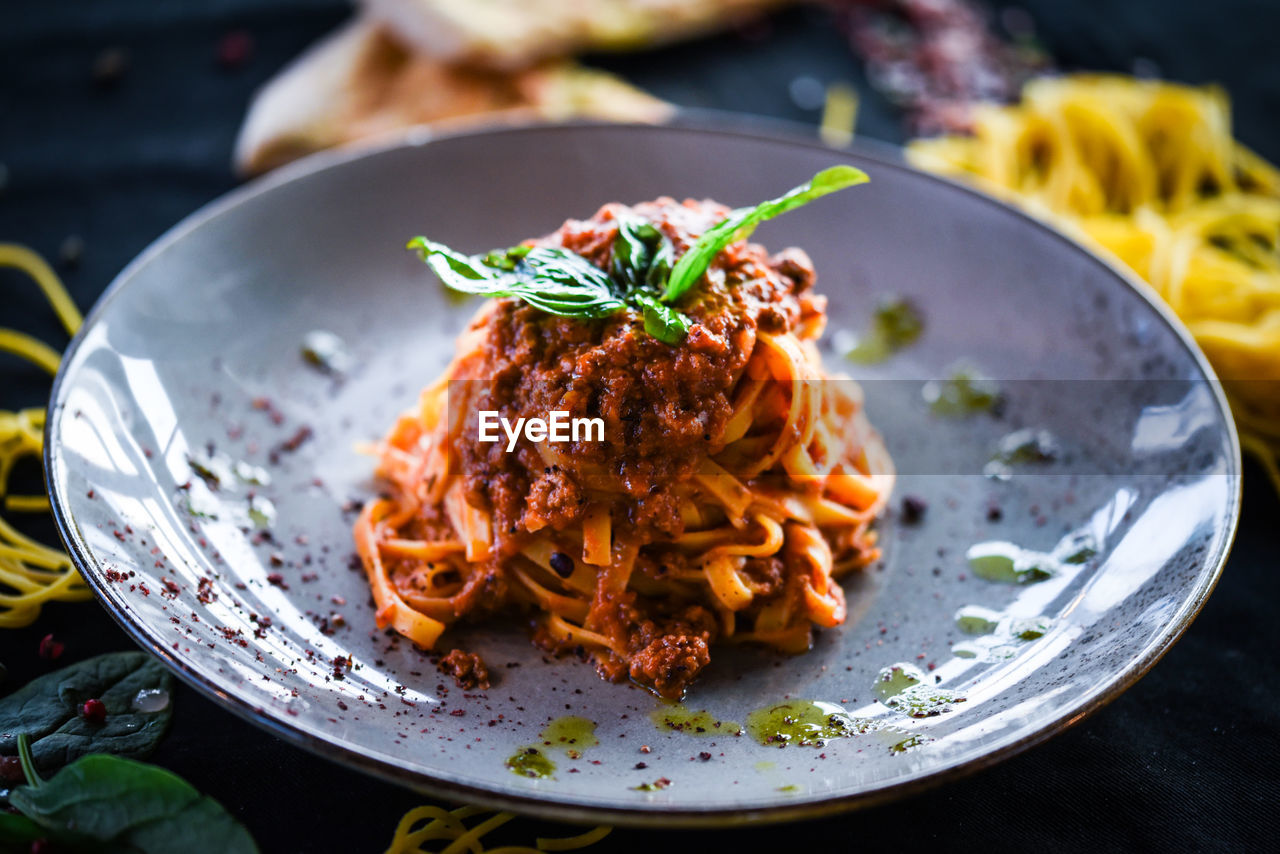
[
  {"xmin": 9, "ymin": 754, "xmax": 257, "ymax": 854},
  {"xmin": 408, "ymin": 238, "xmax": 627, "ymax": 318},
  {"xmin": 0, "ymin": 812, "xmax": 44, "ymax": 845},
  {"xmin": 0, "ymin": 652, "xmax": 173, "ymax": 776},
  {"xmin": 663, "ymin": 165, "xmax": 868, "ymax": 303}
]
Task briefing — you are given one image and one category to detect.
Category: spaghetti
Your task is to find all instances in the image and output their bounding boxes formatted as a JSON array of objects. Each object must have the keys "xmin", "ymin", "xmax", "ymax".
[
  {"xmin": 356, "ymin": 197, "xmax": 893, "ymax": 698},
  {"xmin": 0, "ymin": 244, "xmax": 91, "ymax": 628},
  {"xmin": 384, "ymin": 804, "xmax": 610, "ymax": 854},
  {"xmin": 906, "ymin": 75, "xmax": 1280, "ymax": 489}
]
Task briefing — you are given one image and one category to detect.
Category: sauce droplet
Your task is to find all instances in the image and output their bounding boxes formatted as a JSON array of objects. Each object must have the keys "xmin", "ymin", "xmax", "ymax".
[
  {"xmin": 923, "ymin": 366, "xmax": 1002, "ymax": 416},
  {"xmin": 301, "ymin": 330, "xmax": 355, "ymax": 375},
  {"xmin": 874, "ymin": 663, "xmax": 966, "ymax": 718},
  {"xmin": 845, "ymin": 298, "xmax": 924, "ymax": 364},
  {"xmin": 966, "ymin": 541, "xmax": 1053, "ymax": 584},
  {"xmin": 745, "ymin": 700, "xmax": 878, "ymax": 748},
  {"xmin": 505, "ymin": 747, "xmax": 555, "ymax": 779},
  {"xmin": 872, "ymin": 663, "xmax": 924, "ymax": 702},
  {"xmin": 649, "ymin": 703, "xmax": 742, "ymax": 737},
  {"xmin": 539, "ymin": 716, "xmax": 598, "ymax": 759},
  {"xmin": 954, "ymin": 605, "xmax": 1001, "ymax": 635},
  {"xmin": 984, "ymin": 428, "xmax": 1059, "ymax": 479}
]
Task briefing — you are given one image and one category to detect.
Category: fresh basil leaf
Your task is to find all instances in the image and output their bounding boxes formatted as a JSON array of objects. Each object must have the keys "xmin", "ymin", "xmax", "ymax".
[
  {"xmin": 663, "ymin": 165, "xmax": 869, "ymax": 304},
  {"xmin": 611, "ymin": 213, "xmax": 662, "ymax": 292},
  {"xmin": 481, "ymin": 244, "xmax": 532, "ymax": 271},
  {"xmin": 407, "ymin": 237, "xmax": 494, "ymax": 286},
  {"xmin": 513, "ymin": 248, "xmax": 629, "ymax": 317},
  {"xmin": 0, "ymin": 653, "xmax": 173, "ymax": 777},
  {"xmin": 9, "ymin": 754, "xmax": 256, "ymax": 854},
  {"xmin": 644, "ymin": 239, "xmax": 675, "ymax": 292},
  {"xmin": 633, "ymin": 292, "xmax": 691, "ymax": 345},
  {"xmin": 409, "ymin": 239, "xmax": 627, "ymax": 319}
]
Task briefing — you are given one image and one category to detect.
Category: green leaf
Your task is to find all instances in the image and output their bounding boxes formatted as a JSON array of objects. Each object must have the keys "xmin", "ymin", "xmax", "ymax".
[
  {"xmin": 9, "ymin": 755, "xmax": 257, "ymax": 854},
  {"xmin": 610, "ymin": 213, "xmax": 662, "ymax": 291},
  {"xmin": 663, "ymin": 165, "xmax": 869, "ymax": 303},
  {"xmin": 409, "ymin": 239, "xmax": 627, "ymax": 319},
  {"xmin": 644, "ymin": 239, "xmax": 675, "ymax": 292},
  {"xmin": 0, "ymin": 653, "xmax": 173, "ymax": 778},
  {"xmin": 407, "ymin": 237, "xmax": 494, "ymax": 285},
  {"xmin": 633, "ymin": 292, "xmax": 691, "ymax": 345},
  {"xmin": 0, "ymin": 812, "xmax": 44, "ymax": 845},
  {"xmin": 17, "ymin": 733, "xmax": 41, "ymax": 788},
  {"xmin": 123, "ymin": 794, "xmax": 258, "ymax": 854}
]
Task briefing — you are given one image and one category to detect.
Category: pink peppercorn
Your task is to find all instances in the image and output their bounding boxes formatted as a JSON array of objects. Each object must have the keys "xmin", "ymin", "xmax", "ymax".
[{"xmin": 81, "ymin": 698, "xmax": 107, "ymax": 724}]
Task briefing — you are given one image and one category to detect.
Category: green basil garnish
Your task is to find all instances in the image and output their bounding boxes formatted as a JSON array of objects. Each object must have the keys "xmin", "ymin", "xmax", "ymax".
[
  {"xmin": 408, "ymin": 166, "xmax": 868, "ymax": 344},
  {"xmin": 662, "ymin": 165, "xmax": 869, "ymax": 303},
  {"xmin": 633, "ymin": 292, "xmax": 691, "ymax": 345},
  {"xmin": 409, "ymin": 239, "xmax": 627, "ymax": 319}
]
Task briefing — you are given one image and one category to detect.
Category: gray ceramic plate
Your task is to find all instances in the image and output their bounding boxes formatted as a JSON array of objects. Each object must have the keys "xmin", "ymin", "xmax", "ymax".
[{"xmin": 45, "ymin": 122, "xmax": 1240, "ymax": 826}]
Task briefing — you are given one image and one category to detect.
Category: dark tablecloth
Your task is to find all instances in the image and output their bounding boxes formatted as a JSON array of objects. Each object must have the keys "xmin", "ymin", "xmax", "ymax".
[{"xmin": 3, "ymin": 1, "xmax": 1278, "ymax": 851}]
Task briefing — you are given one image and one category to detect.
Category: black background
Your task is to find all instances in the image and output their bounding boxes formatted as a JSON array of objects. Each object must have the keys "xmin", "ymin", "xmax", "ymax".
[{"xmin": 3, "ymin": 1, "xmax": 1279, "ymax": 851}]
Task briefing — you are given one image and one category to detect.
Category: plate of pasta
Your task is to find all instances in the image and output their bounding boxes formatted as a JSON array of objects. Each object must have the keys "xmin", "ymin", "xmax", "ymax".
[{"xmin": 44, "ymin": 121, "xmax": 1239, "ymax": 824}]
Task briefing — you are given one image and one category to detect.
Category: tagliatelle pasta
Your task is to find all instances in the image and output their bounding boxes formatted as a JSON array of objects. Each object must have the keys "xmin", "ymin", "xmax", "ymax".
[
  {"xmin": 906, "ymin": 75, "xmax": 1280, "ymax": 488},
  {"xmin": 356, "ymin": 192, "xmax": 893, "ymax": 699}
]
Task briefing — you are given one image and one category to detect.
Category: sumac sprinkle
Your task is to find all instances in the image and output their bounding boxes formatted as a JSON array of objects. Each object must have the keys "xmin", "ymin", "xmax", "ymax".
[
  {"xmin": 549, "ymin": 552, "xmax": 574, "ymax": 578},
  {"xmin": 901, "ymin": 494, "xmax": 927, "ymax": 524},
  {"xmin": 81, "ymin": 698, "xmax": 107, "ymax": 723}
]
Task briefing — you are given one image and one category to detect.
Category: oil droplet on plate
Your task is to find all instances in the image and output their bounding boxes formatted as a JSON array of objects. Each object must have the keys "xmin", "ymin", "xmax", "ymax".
[
  {"xmin": 745, "ymin": 700, "xmax": 878, "ymax": 748},
  {"xmin": 650, "ymin": 703, "xmax": 742, "ymax": 737},
  {"xmin": 966, "ymin": 541, "xmax": 1053, "ymax": 584},
  {"xmin": 506, "ymin": 747, "xmax": 555, "ymax": 779},
  {"xmin": 539, "ymin": 716, "xmax": 598, "ymax": 759}
]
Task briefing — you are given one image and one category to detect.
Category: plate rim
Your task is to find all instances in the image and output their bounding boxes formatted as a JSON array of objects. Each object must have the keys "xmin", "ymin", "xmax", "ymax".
[{"xmin": 43, "ymin": 116, "xmax": 1243, "ymax": 827}]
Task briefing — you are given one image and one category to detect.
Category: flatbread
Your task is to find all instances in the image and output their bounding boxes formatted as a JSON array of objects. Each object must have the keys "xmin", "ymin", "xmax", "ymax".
[
  {"xmin": 360, "ymin": 0, "xmax": 794, "ymax": 69},
  {"xmin": 234, "ymin": 17, "xmax": 672, "ymax": 175}
]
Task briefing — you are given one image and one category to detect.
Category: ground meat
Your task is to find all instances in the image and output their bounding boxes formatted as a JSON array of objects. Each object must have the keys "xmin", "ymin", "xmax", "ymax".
[
  {"xmin": 405, "ymin": 196, "xmax": 844, "ymax": 699},
  {"xmin": 448, "ymin": 567, "xmax": 509, "ymax": 619},
  {"xmin": 454, "ymin": 198, "xmax": 811, "ymax": 553},
  {"xmin": 740, "ymin": 556, "xmax": 786, "ymax": 599},
  {"xmin": 438, "ymin": 649, "xmax": 490, "ymax": 690},
  {"xmin": 628, "ymin": 636, "xmax": 712, "ymax": 700}
]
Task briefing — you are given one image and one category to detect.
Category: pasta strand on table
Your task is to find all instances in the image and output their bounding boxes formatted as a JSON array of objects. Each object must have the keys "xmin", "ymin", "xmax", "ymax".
[
  {"xmin": 0, "ymin": 244, "xmax": 90, "ymax": 627},
  {"xmin": 383, "ymin": 803, "xmax": 610, "ymax": 854}
]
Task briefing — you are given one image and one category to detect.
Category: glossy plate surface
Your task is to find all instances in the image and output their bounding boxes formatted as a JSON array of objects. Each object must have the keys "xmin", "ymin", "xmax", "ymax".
[{"xmin": 45, "ymin": 122, "xmax": 1239, "ymax": 825}]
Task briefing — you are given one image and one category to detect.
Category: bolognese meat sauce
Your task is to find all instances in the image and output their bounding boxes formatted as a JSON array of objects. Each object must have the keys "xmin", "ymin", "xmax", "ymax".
[{"xmin": 451, "ymin": 198, "xmax": 823, "ymax": 697}]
